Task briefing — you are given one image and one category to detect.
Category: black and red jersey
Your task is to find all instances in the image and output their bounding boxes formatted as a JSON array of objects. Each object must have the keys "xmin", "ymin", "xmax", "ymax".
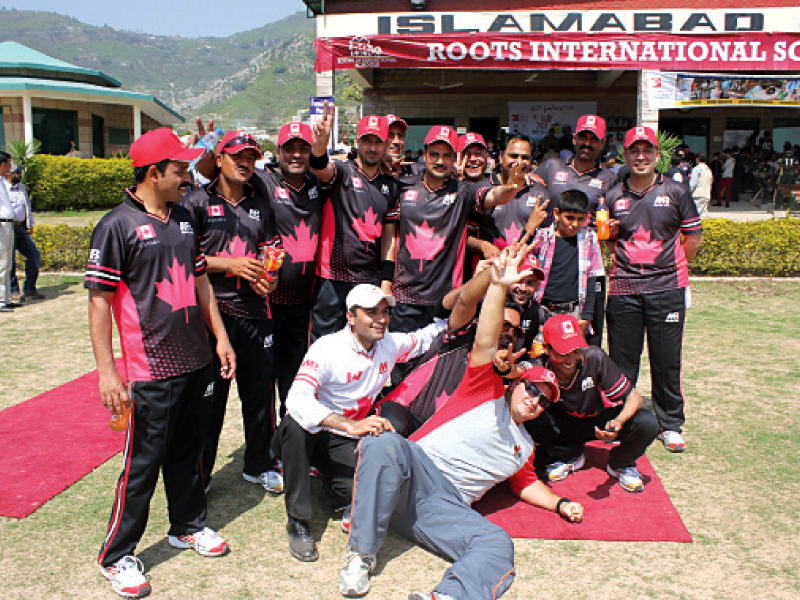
[
  {"xmin": 474, "ymin": 172, "xmax": 549, "ymax": 248},
  {"xmin": 534, "ymin": 156, "xmax": 618, "ymax": 218},
  {"xmin": 317, "ymin": 160, "xmax": 400, "ymax": 284},
  {"xmin": 607, "ymin": 174, "xmax": 702, "ymax": 296},
  {"xmin": 181, "ymin": 179, "xmax": 280, "ymax": 319},
  {"xmin": 252, "ymin": 169, "xmax": 327, "ymax": 305},
  {"xmin": 542, "ymin": 346, "xmax": 632, "ymax": 418},
  {"xmin": 393, "ymin": 178, "xmax": 490, "ymax": 306},
  {"xmin": 85, "ymin": 189, "xmax": 213, "ymax": 382}
]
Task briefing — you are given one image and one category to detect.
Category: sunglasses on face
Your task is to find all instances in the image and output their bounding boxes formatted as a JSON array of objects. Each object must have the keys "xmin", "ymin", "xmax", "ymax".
[
  {"xmin": 223, "ymin": 136, "xmax": 259, "ymax": 152},
  {"xmin": 522, "ymin": 380, "xmax": 553, "ymax": 410}
]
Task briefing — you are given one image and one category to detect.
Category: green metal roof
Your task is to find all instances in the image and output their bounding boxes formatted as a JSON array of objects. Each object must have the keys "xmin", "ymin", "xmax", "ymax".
[
  {"xmin": 0, "ymin": 41, "xmax": 121, "ymax": 88},
  {"xmin": 0, "ymin": 77, "xmax": 184, "ymax": 123}
]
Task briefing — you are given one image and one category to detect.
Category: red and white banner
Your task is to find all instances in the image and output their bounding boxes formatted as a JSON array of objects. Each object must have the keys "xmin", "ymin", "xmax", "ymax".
[{"xmin": 315, "ymin": 32, "xmax": 800, "ymax": 73}]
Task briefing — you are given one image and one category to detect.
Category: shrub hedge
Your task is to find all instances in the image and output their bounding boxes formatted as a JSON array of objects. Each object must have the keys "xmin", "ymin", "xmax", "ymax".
[
  {"xmin": 26, "ymin": 155, "xmax": 133, "ymax": 212},
  {"xmin": 14, "ymin": 217, "xmax": 800, "ymax": 275}
]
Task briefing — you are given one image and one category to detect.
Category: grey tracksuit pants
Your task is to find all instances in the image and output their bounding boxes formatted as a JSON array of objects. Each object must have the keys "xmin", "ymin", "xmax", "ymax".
[{"xmin": 348, "ymin": 432, "xmax": 515, "ymax": 599}]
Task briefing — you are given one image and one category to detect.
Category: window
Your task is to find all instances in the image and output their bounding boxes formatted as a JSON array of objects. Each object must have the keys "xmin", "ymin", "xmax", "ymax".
[
  {"xmin": 32, "ymin": 108, "xmax": 78, "ymax": 155},
  {"xmin": 109, "ymin": 127, "xmax": 131, "ymax": 145}
]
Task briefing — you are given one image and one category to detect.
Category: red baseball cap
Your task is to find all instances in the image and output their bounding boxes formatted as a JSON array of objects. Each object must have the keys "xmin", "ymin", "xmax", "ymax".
[
  {"xmin": 457, "ymin": 132, "xmax": 487, "ymax": 153},
  {"xmin": 216, "ymin": 131, "xmax": 263, "ymax": 158},
  {"xmin": 543, "ymin": 314, "xmax": 589, "ymax": 355},
  {"xmin": 518, "ymin": 366, "xmax": 560, "ymax": 404},
  {"xmin": 385, "ymin": 114, "xmax": 408, "ymax": 131},
  {"xmin": 520, "ymin": 254, "xmax": 545, "ymax": 280},
  {"xmin": 624, "ymin": 126, "xmax": 659, "ymax": 149},
  {"xmin": 424, "ymin": 125, "xmax": 458, "ymax": 151},
  {"xmin": 277, "ymin": 122, "xmax": 313, "ymax": 146},
  {"xmin": 129, "ymin": 128, "xmax": 204, "ymax": 168},
  {"xmin": 575, "ymin": 115, "xmax": 607, "ymax": 140},
  {"xmin": 357, "ymin": 115, "xmax": 388, "ymax": 141}
]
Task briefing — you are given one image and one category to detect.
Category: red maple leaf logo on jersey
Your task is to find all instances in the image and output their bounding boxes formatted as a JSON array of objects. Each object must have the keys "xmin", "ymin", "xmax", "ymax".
[
  {"xmin": 155, "ymin": 258, "xmax": 197, "ymax": 323},
  {"xmin": 343, "ymin": 396, "xmax": 374, "ymax": 422},
  {"xmin": 216, "ymin": 235, "xmax": 256, "ymax": 288},
  {"xmin": 352, "ymin": 207, "xmax": 383, "ymax": 250},
  {"xmin": 623, "ymin": 225, "xmax": 663, "ymax": 271},
  {"xmin": 281, "ymin": 220, "xmax": 318, "ymax": 274},
  {"xmin": 406, "ymin": 220, "xmax": 446, "ymax": 271}
]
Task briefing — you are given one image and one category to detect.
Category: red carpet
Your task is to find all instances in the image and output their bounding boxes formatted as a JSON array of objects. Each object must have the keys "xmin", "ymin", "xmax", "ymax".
[
  {"xmin": 0, "ymin": 367, "xmax": 125, "ymax": 518},
  {"xmin": 474, "ymin": 442, "xmax": 692, "ymax": 542}
]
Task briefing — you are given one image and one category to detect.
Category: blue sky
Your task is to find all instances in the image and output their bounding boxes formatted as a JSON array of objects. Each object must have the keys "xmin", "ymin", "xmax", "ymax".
[{"xmin": 4, "ymin": 0, "xmax": 309, "ymax": 38}]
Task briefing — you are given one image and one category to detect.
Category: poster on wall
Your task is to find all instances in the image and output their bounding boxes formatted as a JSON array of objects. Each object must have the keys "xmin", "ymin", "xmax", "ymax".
[
  {"xmin": 508, "ymin": 102, "xmax": 596, "ymax": 140},
  {"xmin": 675, "ymin": 74, "xmax": 800, "ymax": 106},
  {"xmin": 644, "ymin": 71, "xmax": 678, "ymax": 111}
]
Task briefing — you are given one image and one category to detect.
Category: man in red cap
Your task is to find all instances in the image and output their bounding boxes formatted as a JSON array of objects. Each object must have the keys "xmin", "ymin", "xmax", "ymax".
[
  {"xmin": 308, "ymin": 106, "xmax": 400, "ymax": 340},
  {"xmin": 605, "ymin": 126, "xmax": 703, "ymax": 454},
  {"xmin": 534, "ymin": 114, "xmax": 619, "ymax": 347},
  {"xmin": 182, "ymin": 130, "xmax": 285, "ymax": 495},
  {"xmin": 251, "ymin": 122, "xmax": 329, "ymax": 417},
  {"xmin": 338, "ymin": 243, "xmax": 582, "ymax": 600},
  {"xmin": 387, "ymin": 125, "xmax": 528, "ymax": 385},
  {"xmin": 457, "ymin": 132, "xmax": 490, "ymax": 183},
  {"xmin": 525, "ymin": 314, "xmax": 659, "ymax": 493},
  {"xmin": 382, "ymin": 113, "xmax": 420, "ymax": 179},
  {"xmin": 86, "ymin": 128, "xmax": 236, "ymax": 598}
]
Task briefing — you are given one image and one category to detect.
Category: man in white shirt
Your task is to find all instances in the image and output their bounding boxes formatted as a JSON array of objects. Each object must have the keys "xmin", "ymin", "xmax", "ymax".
[
  {"xmin": 273, "ymin": 284, "xmax": 447, "ymax": 562},
  {"xmin": 6, "ymin": 167, "xmax": 42, "ymax": 300},
  {"xmin": 690, "ymin": 153, "xmax": 714, "ymax": 219},
  {"xmin": 715, "ymin": 149, "xmax": 735, "ymax": 207},
  {"xmin": 0, "ymin": 151, "xmax": 17, "ymax": 313}
]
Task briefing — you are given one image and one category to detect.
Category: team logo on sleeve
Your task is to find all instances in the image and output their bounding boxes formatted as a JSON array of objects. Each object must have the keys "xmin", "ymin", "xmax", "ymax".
[
  {"xmin": 381, "ymin": 184, "xmax": 389, "ymax": 195},
  {"xmin": 653, "ymin": 196, "xmax": 671, "ymax": 207},
  {"xmin": 248, "ymin": 209, "xmax": 261, "ymax": 220},
  {"xmin": 554, "ymin": 172, "xmax": 569, "ymax": 183},
  {"xmin": 136, "ymin": 224, "xmax": 156, "ymax": 240},
  {"xmin": 615, "ymin": 198, "xmax": 630, "ymax": 211},
  {"xmin": 442, "ymin": 193, "xmax": 457, "ymax": 205},
  {"xmin": 208, "ymin": 205, "xmax": 224, "ymax": 218},
  {"xmin": 88, "ymin": 249, "xmax": 101, "ymax": 264},
  {"xmin": 179, "ymin": 221, "xmax": 194, "ymax": 235},
  {"xmin": 275, "ymin": 187, "xmax": 290, "ymax": 202},
  {"xmin": 589, "ymin": 178, "xmax": 603, "ymax": 189},
  {"xmin": 581, "ymin": 377, "xmax": 595, "ymax": 391},
  {"xmin": 352, "ymin": 177, "xmax": 363, "ymax": 190},
  {"xmin": 309, "ymin": 186, "xmax": 319, "ymax": 199}
]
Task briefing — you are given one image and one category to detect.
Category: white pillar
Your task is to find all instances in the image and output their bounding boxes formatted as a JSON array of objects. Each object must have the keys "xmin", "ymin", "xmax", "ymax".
[
  {"xmin": 636, "ymin": 70, "xmax": 659, "ymax": 131},
  {"xmin": 132, "ymin": 104, "xmax": 142, "ymax": 140},
  {"xmin": 22, "ymin": 94, "xmax": 33, "ymax": 145}
]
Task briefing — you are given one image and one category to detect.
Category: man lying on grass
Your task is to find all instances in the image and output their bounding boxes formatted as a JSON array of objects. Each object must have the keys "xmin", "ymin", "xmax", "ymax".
[{"xmin": 338, "ymin": 240, "xmax": 583, "ymax": 600}]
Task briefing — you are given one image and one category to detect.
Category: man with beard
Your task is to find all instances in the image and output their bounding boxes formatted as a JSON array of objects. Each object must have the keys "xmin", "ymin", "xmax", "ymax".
[
  {"xmin": 88, "ymin": 129, "xmax": 236, "ymax": 598},
  {"xmin": 383, "ymin": 114, "xmax": 423, "ymax": 181},
  {"xmin": 252, "ymin": 123, "xmax": 328, "ymax": 417},
  {"xmin": 525, "ymin": 314, "xmax": 659, "ymax": 492},
  {"xmin": 606, "ymin": 126, "xmax": 703, "ymax": 454},
  {"xmin": 182, "ymin": 131, "xmax": 284, "ymax": 495},
  {"xmin": 309, "ymin": 106, "xmax": 400, "ymax": 339},
  {"xmin": 534, "ymin": 115, "xmax": 618, "ymax": 347}
]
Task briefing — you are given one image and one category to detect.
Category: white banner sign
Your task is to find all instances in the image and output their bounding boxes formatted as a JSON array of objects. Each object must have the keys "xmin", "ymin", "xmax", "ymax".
[
  {"xmin": 508, "ymin": 102, "xmax": 597, "ymax": 140},
  {"xmin": 644, "ymin": 71, "xmax": 678, "ymax": 110}
]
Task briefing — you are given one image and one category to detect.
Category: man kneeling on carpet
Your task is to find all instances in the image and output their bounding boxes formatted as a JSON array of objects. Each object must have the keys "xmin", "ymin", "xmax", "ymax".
[
  {"xmin": 338, "ymin": 243, "xmax": 583, "ymax": 600},
  {"xmin": 525, "ymin": 314, "xmax": 660, "ymax": 493}
]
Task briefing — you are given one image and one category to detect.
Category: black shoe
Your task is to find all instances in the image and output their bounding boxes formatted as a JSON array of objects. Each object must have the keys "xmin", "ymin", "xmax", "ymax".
[
  {"xmin": 0, "ymin": 306, "xmax": 13, "ymax": 313},
  {"xmin": 287, "ymin": 517, "xmax": 319, "ymax": 562},
  {"xmin": 5, "ymin": 302, "xmax": 21, "ymax": 308}
]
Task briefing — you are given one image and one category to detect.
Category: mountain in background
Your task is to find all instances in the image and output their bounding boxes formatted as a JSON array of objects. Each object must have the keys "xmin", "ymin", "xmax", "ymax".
[{"xmin": 0, "ymin": 8, "xmax": 317, "ymax": 129}]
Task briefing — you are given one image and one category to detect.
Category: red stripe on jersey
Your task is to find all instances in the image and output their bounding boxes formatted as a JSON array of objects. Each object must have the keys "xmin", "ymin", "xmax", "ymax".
[
  {"xmin": 294, "ymin": 374, "xmax": 319, "ymax": 388},
  {"xmin": 452, "ymin": 227, "xmax": 467, "ymax": 290},
  {"xmin": 91, "ymin": 264, "xmax": 123, "ymax": 274},
  {"xmin": 112, "ymin": 282, "xmax": 151, "ymax": 382},
  {"xmin": 85, "ymin": 276, "xmax": 118, "ymax": 287},
  {"xmin": 317, "ymin": 200, "xmax": 335, "ymax": 279}
]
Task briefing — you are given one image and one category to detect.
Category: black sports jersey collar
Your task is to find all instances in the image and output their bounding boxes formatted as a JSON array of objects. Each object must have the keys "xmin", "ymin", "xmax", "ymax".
[
  {"xmin": 622, "ymin": 172, "xmax": 664, "ymax": 198},
  {"xmin": 124, "ymin": 187, "xmax": 171, "ymax": 224},
  {"xmin": 422, "ymin": 176, "xmax": 453, "ymax": 194},
  {"xmin": 207, "ymin": 178, "xmax": 255, "ymax": 206},
  {"xmin": 275, "ymin": 171, "xmax": 313, "ymax": 194},
  {"xmin": 565, "ymin": 155, "xmax": 602, "ymax": 178},
  {"xmin": 351, "ymin": 160, "xmax": 383, "ymax": 183}
]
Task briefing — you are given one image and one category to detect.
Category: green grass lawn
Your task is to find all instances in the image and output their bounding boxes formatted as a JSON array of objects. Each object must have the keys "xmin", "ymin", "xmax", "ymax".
[{"xmin": 0, "ymin": 278, "xmax": 799, "ymax": 599}]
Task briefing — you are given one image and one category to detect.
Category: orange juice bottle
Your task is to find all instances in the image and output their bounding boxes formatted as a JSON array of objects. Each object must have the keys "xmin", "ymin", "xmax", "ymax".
[
  {"xmin": 109, "ymin": 403, "xmax": 130, "ymax": 432},
  {"xmin": 596, "ymin": 197, "xmax": 610, "ymax": 241}
]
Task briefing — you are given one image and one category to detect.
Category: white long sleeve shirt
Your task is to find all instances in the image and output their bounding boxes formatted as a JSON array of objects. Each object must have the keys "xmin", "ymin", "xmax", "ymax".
[{"xmin": 287, "ymin": 319, "xmax": 447, "ymax": 436}]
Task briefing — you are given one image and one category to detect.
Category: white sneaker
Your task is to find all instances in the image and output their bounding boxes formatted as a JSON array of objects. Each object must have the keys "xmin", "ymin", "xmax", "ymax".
[
  {"xmin": 99, "ymin": 555, "xmax": 150, "ymax": 598},
  {"xmin": 339, "ymin": 550, "xmax": 375, "ymax": 597},
  {"xmin": 168, "ymin": 527, "xmax": 229, "ymax": 557},
  {"xmin": 606, "ymin": 464, "xmax": 644, "ymax": 493},
  {"xmin": 545, "ymin": 453, "xmax": 586, "ymax": 482},
  {"xmin": 658, "ymin": 430, "xmax": 686, "ymax": 453},
  {"xmin": 243, "ymin": 470, "xmax": 284, "ymax": 494}
]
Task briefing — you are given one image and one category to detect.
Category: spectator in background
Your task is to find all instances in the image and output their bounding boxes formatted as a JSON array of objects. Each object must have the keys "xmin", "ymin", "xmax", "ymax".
[
  {"xmin": 667, "ymin": 155, "xmax": 688, "ymax": 187},
  {"xmin": 715, "ymin": 148, "xmax": 735, "ymax": 207},
  {"xmin": 0, "ymin": 151, "xmax": 15, "ymax": 313},
  {"xmin": 5, "ymin": 167, "xmax": 42, "ymax": 301},
  {"xmin": 690, "ymin": 153, "xmax": 714, "ymax": 219}
]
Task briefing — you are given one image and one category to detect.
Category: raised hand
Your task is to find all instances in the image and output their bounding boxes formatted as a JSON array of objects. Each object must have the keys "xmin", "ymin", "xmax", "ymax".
[
  {"xmin": 507, "ymin": 164, "xmax": 528, "ymax": 189},
  {"xmin": 525, "ymin": 195, "xmax": 550, "ymax": 231}
]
